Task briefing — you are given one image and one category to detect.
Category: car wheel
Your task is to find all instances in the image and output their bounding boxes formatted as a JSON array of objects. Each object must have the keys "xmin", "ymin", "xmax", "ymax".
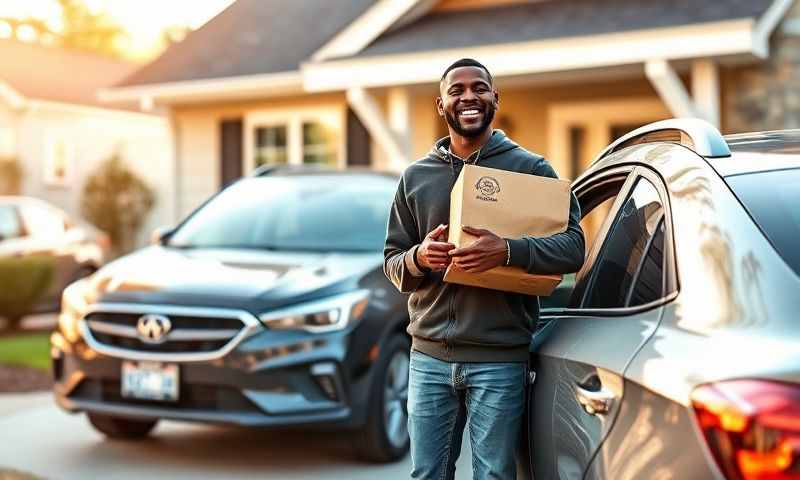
[
  {"xmin": 355, "ymin": 334, "xmax": 410, "ymax": 463},
  {"xmin": 88, "ymin": 413, "xmax": 158, "ymax": 440}
]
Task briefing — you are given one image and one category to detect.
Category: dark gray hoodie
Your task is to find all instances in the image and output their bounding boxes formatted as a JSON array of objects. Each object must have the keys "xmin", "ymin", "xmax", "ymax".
[{"xmin": 383, "ymin": 130, "xmax": 585, "ymax": 362}]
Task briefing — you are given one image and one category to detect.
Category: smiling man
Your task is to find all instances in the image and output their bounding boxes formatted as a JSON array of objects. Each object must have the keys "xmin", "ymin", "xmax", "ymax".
[{"xmin": 384, "ymin": 58, "xmax": 585, "ymax": 479}]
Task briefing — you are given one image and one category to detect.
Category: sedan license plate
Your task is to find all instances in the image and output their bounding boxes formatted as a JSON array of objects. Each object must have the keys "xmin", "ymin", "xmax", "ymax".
[{"xmin": 121, "ymin": 361, "xmax": 179, "ymax": 402}]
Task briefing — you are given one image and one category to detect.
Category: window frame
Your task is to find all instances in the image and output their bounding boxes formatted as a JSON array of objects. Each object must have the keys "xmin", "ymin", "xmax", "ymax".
[
  {"xmin": 243, "ymin": 107, "xmax": 346, "ymax": 173},
  {"xmin": 543, "ymin": 165, "xmax": 678, "ymax": 318}
]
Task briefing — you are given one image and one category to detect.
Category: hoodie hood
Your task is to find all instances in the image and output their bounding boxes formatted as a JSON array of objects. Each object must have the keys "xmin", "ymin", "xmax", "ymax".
[{"xmin": 430, "ymin": 129, "xmax": 520, "ymax": 164}]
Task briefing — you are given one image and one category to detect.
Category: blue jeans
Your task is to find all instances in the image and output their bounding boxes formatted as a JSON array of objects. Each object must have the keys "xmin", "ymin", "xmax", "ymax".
[{"xmin": 407, "ymin": 349, "xmax": 527, "ymax": 480}]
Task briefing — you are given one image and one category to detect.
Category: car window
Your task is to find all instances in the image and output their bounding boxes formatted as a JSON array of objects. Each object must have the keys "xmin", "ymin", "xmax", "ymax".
[
  {"xmin": 579, "ymin": 177, "xmax": 664, "ymax": 309},
  {"xmin": 169, "ymin": 175, "xmax": 397, "ymax": 252},
  {"xmin": 20, "ymin": 202, "xmax": 66, "ymax": 238},
  {"xmin": 0, "ymin": 205, "xmax": 23, "ymax": 240},
  {"xmin": 725, "ymin": 168, "xmax": 800, "ymax": 276},
  {"xmin": 626, "ymin": 217, "xmax": 666, "ymax": 306}
]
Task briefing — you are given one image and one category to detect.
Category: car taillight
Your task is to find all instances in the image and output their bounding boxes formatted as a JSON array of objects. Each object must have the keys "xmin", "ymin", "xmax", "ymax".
[{"xmin": 691, "ymin": 380, "xmax": 800, "ymax": 480}]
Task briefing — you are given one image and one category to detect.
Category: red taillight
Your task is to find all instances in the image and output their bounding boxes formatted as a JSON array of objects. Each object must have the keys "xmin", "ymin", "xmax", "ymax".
[{"xmin": 691, "ymin": 380, "xmax": 800, "ymax": 480}]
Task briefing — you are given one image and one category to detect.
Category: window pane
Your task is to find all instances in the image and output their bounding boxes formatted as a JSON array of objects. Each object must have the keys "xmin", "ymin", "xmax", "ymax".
[
  {"xmin": 254, "ymin": 126, "xmax": 288, "ymax": 167},
  {"xmin": 0, "ymin": 205, "xmax": 22, "ymax": 239},
  {"xmin": 302, "ymin": 122, "xmax": 337, "ymax": 166},
  {"xmin": 582, "ymin": 178, "xmax": 664, "ymax": 309},
  {"xmin": 627, "ymin": 218, "xmax": 665, "ymax": 306}
]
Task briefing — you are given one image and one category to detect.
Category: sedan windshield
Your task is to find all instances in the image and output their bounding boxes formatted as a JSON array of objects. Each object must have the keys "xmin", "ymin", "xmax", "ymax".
[
  {"xmin": 169, "ymin": 174, "xmax": 397, "ymax": 252},
  {"xmin": 726, "ymin": 168, "xmax": 800, "ymax": 275}
]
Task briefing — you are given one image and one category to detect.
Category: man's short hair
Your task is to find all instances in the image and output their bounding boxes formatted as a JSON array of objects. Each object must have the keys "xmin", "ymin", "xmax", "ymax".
[{"xmin": 441, "ymin": 58, "xmax": 493, "ymax": 85}]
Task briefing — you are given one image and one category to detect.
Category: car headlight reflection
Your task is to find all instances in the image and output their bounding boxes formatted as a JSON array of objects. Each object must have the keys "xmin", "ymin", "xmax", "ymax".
[
  {"xmin": 59, "ymin": 279, "xmax": 91, "ymax": 342},
  {"xmin": 259, "ymin": 290, "xmax": 370, "ymax": 333}
]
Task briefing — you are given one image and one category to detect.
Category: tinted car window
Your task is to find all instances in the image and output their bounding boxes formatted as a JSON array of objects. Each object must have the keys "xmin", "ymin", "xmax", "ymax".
[
  {"xmin": 0, "ymin": 205, "xmax": 23, "ymax": 240},
  {"xmin": 627, "ymin": 218, "xmax": 665, "ymax": 306},
  {"xmin": 726, "ymin": 168, "xmax": 800, "ymax": 276},
  {"xmin": 581, "ymin": 178, "xmax": 664, "ymax": 309},
  {"xmin": 170, "ymin": 174, "xmax": 397, "ymax": 252}
]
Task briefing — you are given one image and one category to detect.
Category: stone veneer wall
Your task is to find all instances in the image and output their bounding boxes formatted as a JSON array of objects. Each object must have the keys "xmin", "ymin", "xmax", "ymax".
[{"xmin": 724, "ymin": 1, "xmax": 800, "ymax": 133}]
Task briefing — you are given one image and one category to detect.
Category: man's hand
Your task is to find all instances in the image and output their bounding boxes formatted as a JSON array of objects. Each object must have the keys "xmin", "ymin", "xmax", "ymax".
[
  {"xmin": 448, "ymin": 226, "xmax": 507, "ymax": 273},
  {"xmin": 416, "ymin": 224, "xmax": 455, "ymax": 272}
]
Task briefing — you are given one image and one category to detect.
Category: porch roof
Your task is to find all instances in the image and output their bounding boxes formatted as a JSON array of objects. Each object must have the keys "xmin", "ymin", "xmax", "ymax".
[{"xmin": 349, "ymin": 0, "xmax": 775, "ymax": 60}]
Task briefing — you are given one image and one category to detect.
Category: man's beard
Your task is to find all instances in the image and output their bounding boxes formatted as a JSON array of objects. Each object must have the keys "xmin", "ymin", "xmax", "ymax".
[{"xmin": 444, "ymin": 104, "xmax": 496, "ymax": 138}]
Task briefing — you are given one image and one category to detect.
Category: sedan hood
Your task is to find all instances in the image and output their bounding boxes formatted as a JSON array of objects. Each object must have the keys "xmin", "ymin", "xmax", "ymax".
[{"xmin": 88, "ymin": 246, "xmax": 382, "ymax": 311}]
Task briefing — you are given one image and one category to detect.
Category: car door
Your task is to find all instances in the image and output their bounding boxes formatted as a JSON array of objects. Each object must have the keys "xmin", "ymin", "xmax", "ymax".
[{"xmin": 527, "ymin": 166, "xmax": 675, "ymax": 480}]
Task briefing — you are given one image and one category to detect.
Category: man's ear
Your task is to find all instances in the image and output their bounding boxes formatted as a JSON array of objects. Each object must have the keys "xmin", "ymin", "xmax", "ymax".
[
  {"xmin": 436, "ymin": 97, "xmax": 445, "ymax": 117},
  {"xmin": 494, "ymin": 89, "xmax": 500, "ymax": 111}
]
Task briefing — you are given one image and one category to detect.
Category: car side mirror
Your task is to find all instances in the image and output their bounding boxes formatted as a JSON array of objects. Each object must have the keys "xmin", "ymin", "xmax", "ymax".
[{"xmin": 150, "ymin": 226, "xmax": 176, "ymax": 246}]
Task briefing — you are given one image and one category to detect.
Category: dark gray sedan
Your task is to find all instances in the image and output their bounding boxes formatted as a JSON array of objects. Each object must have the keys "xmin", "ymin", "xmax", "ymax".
[{"xmin": 524, "ymin": 120, "xmax": 800, "ymax": 480}]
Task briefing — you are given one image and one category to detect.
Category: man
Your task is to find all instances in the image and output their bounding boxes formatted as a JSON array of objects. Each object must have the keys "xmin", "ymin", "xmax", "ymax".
[{"xmin": 383, "ymin": 58, "xmax": 585, "ymax": 479}]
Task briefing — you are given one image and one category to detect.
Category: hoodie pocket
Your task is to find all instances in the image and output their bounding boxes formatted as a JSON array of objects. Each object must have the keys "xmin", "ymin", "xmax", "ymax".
[{"xmin": 450, "ymin": 287, "xmax": 531, "ymax": 346}]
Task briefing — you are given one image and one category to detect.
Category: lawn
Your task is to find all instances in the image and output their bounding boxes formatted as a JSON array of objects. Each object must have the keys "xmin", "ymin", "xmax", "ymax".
[{"xmin": 0, "ymin": 332, "xmax": 51, "ymax": 371}]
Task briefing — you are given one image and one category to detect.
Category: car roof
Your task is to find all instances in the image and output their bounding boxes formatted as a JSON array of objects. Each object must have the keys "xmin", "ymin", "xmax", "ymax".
[
  {"xmin": 250, "ymin": 164, "xmax": 399, "ymax": 179},
  {"xmin": 710, "ymin": 130, "xmax": 800, "ymax": 177}
]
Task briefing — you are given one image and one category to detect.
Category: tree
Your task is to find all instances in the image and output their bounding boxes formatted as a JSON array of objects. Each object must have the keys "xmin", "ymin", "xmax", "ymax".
[
  {"xmin": 56, "ymin": 0, "xmax": 130, "ymax": 58},
  {"xmin": 80, "ymin": 153, "xmax": 155, "ymax": 255}
]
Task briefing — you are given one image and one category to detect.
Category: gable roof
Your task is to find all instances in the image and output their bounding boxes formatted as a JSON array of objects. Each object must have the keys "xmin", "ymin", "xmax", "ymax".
[
  {"xmin": 0, "ymin": 39, "xmax": 137, "ymax": 108},
  {"xmin": 117, "ymin": 0, "xmax": 376, "ymax": 88},
  {"xmin": 349, "ymin": 0, "xmax": 776, "ymax": 59}
]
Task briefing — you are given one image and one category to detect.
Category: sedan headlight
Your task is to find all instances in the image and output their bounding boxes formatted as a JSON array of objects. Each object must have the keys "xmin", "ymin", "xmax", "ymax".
[
  {"xmin": 259, "ymin": 290, "xmax": 370, "ymax": 333},
  {"xmin": 59, "ymin": 279, "xmax": 92, "ymax": 342}
]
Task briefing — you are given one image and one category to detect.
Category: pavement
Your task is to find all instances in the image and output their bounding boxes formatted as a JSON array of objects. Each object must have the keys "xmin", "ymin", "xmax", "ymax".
[{"xmin": 0, "ymin": 392, "xmax": 473, "ymax": 480}]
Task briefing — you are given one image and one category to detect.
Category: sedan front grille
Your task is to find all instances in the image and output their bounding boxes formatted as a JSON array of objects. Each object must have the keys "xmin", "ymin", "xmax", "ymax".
[{"xmin": 80, "ymin": 304, "xmax": 262, "ymax": 362}]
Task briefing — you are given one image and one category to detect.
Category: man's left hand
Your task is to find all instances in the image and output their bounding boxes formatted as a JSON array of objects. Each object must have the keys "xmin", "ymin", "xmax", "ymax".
[{"xmin": 448, "ymin": 226, "xmax": 507, "ymax": 273}]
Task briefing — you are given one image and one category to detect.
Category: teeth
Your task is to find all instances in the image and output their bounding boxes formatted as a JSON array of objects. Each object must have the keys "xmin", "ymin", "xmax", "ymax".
[{"xmin": 460, "ymin": 109, "xmax": 479, "ymax": 115}]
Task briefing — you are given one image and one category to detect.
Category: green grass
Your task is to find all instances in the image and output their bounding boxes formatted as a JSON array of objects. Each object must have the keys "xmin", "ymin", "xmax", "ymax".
[{"xmin": 0, "ymin": 332, "xmax": 51, "ymax": 371}]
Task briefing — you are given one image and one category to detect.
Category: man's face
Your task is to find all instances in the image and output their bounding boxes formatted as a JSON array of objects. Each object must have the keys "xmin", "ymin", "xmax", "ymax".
[{"xmin": 437, "ymin": 66, "xmax": 498, "ymax": 139}]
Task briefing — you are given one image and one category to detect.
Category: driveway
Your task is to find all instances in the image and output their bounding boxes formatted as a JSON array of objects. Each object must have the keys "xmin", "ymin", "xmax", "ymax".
[{"xmin": 0, "ymin": 393, "xmax": 473, "ymax": 479}]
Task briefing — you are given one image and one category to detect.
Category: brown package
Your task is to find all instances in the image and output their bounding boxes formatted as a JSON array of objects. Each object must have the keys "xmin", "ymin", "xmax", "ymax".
[{"xmin": 444, "ymin": 164, "xmax": 571, "ymax": 296}]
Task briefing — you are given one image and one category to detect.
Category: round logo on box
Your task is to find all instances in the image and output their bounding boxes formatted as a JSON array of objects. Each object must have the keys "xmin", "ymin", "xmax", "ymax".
[{"xmin": 475, "ymin": 176, "xmax": 501, "ymax": 199}]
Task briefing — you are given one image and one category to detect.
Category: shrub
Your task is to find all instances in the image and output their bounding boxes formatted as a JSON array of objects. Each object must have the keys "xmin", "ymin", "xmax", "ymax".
[
  {"xmin": 80, "ymin": 153, "xmax": 155, "ymax": 255},
  {"xmin": 0, "ymin": 256, "xmax": 54, "ymax": 332}
]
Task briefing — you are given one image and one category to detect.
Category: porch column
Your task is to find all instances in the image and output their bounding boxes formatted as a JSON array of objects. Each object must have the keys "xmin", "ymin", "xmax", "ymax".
[
  {"xmin": 346, "ymin": 87, "xmax": 409, "ymax": 171},
  {"xmin": 387, "ymin": 87, "xmax": 412, "ymax": 162},
  {"xmin": 645, "ymin": 59, "xmax": 698, "ymax": 119},
  {"xmin": 691, "ymin": 59, "xmax": 720, "ymax": 128}
]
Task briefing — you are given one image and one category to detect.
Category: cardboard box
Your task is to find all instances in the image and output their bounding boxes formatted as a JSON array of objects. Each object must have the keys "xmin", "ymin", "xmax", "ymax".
[{"xmin": 444, "ymin": 164, "xmax": 571, "ymax": 296}]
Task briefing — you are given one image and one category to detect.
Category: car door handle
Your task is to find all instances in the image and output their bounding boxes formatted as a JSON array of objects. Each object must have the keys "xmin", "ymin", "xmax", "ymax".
[{"xmin": 575, "ymin": 384, "xmax": 614, "ymax": 416}]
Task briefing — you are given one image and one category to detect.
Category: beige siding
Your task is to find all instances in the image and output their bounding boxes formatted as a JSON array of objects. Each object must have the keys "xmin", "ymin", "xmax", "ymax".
[
  {"xmin": 15, "ymin": 103, "xmax": 172, "ymax": 247},
  {"xmin": 173, "ymin": 93, "xmax": 348, "ymax": 218}
]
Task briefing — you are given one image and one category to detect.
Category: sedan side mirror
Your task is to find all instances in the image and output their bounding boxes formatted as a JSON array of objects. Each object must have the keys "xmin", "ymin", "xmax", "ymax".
[{"xmin": 150, "ymin": 226, "xmax": 176, "ymax": 246}]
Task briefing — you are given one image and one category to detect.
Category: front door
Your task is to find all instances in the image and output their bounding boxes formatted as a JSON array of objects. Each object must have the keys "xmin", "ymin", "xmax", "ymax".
[{"xmin": 527, "ymin": 165, "xmax": 674, "ymax": 479}]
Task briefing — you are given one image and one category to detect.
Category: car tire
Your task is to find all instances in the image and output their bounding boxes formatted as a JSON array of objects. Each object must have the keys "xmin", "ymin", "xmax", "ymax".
[
  {"xmin": 355, "ymin": 333, "xmax": 411, "ymax": 463},
  {"xmin": 88, "ymin": 413, "xmax": 158, "ymax": 440}
]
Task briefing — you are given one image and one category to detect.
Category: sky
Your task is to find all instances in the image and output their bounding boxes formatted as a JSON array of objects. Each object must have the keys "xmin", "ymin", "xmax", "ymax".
[{"xmin": 0, "ymin": 0, "xmax": 237, "ymax": 60}]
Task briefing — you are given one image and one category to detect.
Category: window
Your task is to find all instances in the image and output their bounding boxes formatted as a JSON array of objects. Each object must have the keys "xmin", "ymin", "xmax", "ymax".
[
  {"xmin": 302, "ymin": 122, "xmax": 337, "ymax": 166},
  {"xmin": 248, "ymin": 110, "xmax": 342, "ymax": 171},
  {"xmin": 627, "ymin": 218, "xmax": 665, "ymax": 306},
  {"xmin": 0, "ymin": 205, "xmax": 23, "ymax": 240},
  {"xmin": 254, "ymin": 126, "xmax": 288, "ymax": 167},
  {"xmin": 580, "ymin": 178, "xmax": 664, "ymax": 309},
  {"xmin": 726, "ymin": 168, "xmax": 800, "ymax": 276}
]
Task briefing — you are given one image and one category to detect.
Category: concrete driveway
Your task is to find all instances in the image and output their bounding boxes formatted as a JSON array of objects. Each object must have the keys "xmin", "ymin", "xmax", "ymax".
[{"xmin": 0, "ymin": 393, "xmax": 473, "ymax": 480}]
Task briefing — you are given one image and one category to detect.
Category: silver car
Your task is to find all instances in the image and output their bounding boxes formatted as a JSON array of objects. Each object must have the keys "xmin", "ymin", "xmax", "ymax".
[{"xmin": 523, "ymin": 119, "xmax": 800, "ymax": 479}]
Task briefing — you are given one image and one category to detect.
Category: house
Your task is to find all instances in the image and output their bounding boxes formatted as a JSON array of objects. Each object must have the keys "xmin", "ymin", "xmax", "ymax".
[
  {"xmin": 100, "ymin": 0, "xmax": 797, "ymax": 220},
  {"xmin": 0, "ymin": 39, "xmax": 173, "ymax": 246}
]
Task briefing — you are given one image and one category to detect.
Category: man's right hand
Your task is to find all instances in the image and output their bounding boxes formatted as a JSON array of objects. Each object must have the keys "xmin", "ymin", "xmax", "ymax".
[{"xmin": 417, "ymin": 224, "xmax": 454, "ymax": 272}]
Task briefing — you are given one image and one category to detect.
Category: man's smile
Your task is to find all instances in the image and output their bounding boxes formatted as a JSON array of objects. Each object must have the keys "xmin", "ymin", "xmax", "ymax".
[{"xmin": 458, "ymin": 107, "xmax": 483, "ymax": 121}]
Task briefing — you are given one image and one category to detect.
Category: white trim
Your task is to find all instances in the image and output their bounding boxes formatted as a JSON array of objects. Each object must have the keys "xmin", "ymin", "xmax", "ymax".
[
  {"xmin": 346, "ymin": 87, "xmax": 408, "ymax": 171},
  {"xmin": 311, "ymin": 0, "xmax": 436, "ymax": 62},
  {"xmin": 645, "ymin": 60, "xmax": 698, "ymax": 119},
  {"xmin": 26, "ymin": 99, "xmax": 164, "ymax": 121},
  {"xmin": 0, "ymin": 81, "xmax": 27, "ymax": 110},
  {"xmin": 753, "ymin": 0, "xmax": 795, "ymax": 58},
  {"xmin": 98, "ymin": 71, "xmax": 304, "ymax": 106},
  {"xmin": 303, "ymin": 19, "xmax": 759, "ymax": 91}
]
